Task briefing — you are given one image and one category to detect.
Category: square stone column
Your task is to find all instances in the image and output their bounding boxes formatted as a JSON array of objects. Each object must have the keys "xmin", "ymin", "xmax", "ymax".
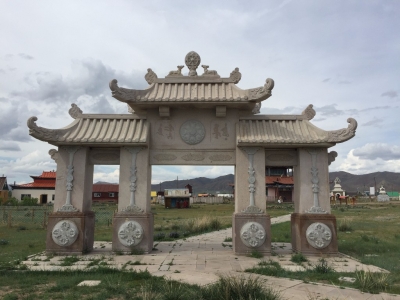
[
  {"xmin": 291, "ymin": 148, "xmax": 338, "ymax": 255},
  {"xmin": 233, "ymin": 147, "xmax": 270, "ymax": 255},
  {"xmin": 46, "ymin": 147, "xmax": 95, "ymax": 254},
  {"xmin": 113, "ymin": 147, "xmax": 153, "ymax": 254}
]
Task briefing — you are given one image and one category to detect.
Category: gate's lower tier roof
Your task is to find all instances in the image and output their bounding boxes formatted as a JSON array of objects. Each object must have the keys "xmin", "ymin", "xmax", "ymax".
[{"xmin": 27, "ymin": 111, "xmax": 357, "ymax": 147}]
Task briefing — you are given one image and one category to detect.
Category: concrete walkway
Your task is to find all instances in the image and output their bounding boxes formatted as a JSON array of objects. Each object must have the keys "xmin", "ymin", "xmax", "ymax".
[{"xmin": 23, "ymin": 214, "xmax": 398, "ymax": 300}]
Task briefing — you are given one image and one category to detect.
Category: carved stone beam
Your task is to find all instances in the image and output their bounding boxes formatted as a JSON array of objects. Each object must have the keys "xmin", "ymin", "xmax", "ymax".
[
  {"xmin": 121, "ymin": 147, "xmax": 145, "ymax": 214},
  {"xmin": 305, "ymin": 149, "xmax": 327, "ymax": 214},
  {"xmin": 58, "ymin": 146, "xmax": 80, "ymax": 212},
  {"xmin": 241, "ymin": 147, "xmax": 263, "ymax": 214},
  {"xmin": 327, "ymin": 118, "xmax": 358, "ymax": 143}
]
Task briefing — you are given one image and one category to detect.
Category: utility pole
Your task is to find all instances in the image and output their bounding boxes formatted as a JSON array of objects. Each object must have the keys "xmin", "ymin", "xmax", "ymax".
[{"xmin": 374, "ymin": 177, "xmax": 377, "ymax": 196}]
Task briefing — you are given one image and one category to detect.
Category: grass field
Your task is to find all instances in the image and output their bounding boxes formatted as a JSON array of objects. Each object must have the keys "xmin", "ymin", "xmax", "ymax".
[{"xmin": 1, "ymin": 201, "xmax": 400, "ymax": 296}]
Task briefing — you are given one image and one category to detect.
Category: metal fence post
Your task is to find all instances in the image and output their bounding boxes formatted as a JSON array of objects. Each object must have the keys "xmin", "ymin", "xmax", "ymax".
[{"xmin": 7, "ymin": 210, "xmax": 12, "ymax": 228}]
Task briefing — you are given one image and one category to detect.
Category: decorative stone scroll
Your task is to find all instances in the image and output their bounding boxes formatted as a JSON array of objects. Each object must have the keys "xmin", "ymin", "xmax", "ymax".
[
  {"xmin": 328, "ymin": 151, "xmax": 338, "ymax": 165},
  {"xmin": 58, "ymin": 146, "xmax": 80, "ymax": 212},
  {"xmin": 305, "ymin": 149, "xmax": 327, "ymax": 214},
  {"xmin": 27, "ymin": 117, "xmax": 59, "ymax": 141},
  {"xmin": 209, "ymin": 154, "xmax": 232, "ymax": 162},
  {"xmin": 241, "ymin": 147, "xmax": 263, "ymax": 214},
  {"xmin": 306, "ymin": 222, "xmax": 332, "ymax": 249},
  {"xmin": 327, "ymin": 118, "xmax": 358, "ymax": 142},
  {"xmin": 240, "ymin": 222, "xmax": 266, "ymax": 248},
  {"xmin": 68, "ymin": 103, "xmax": 83, "ymax": 119},
  {"xmin": 153, "ymin": 154, "xmax": 177, "ymax": 161},
  {"xmin": 248, "ymin": 78, "xmax": 274, "ymax": 100},
  {"xmin": 49, "ymin": 149, "xmax": 59, "ymax": 162},
  {"xmin": 180, "ymin": 120, "xmax": 205, "ymax": 145},
  {"xmin": 181, "ymin": 153, "xmax": 205, "ymax": 161},
  {"xmin": 122, "ymin": 147, "xmax": 145, "ymax": 214},
  {"xmin": 118, "ymin": 221, "xmax": 144, "ymax": 247},
  {"xmin": 52, "ymin": 220, "xmax": 79, "ymax": 246},
  {"xmin": 252, "ymin": 102, "xmax": 261, "ymax": 114},
  {"xmin": 301, "ymin": 104, "xmax": 316, "ymax": 120}
]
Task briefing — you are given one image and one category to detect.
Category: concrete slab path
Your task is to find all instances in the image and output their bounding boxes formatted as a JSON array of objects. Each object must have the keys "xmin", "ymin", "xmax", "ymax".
[{"xmin": 23, "ymin": 214, "xmax": 398, "ymax": 300}]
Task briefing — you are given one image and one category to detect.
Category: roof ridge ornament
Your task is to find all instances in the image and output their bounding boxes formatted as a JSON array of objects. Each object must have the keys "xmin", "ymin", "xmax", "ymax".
[
  {"xmin": 167, "ymin": 65, "xmax": 184, "ymax": 77},
  {"xmin": 229, "ymin": 67, "xmax": 241, "ymax": 84},
  {"xmin": 201, "ymin": 65, "xmax": 220, "ymax": 78},
  {"xmin": 302, "ymin": 104, "xmax": 316, "ymax": 120},
  {"xmin": 185, "ymin": 51, "xmax": 201, "ymax": 76},
  {"xmin": 69, "ymin": 103, "xmax": 83, "ymax": 119},
  {"xmin": 145, "ymin": 68, "xmax": 158, "ymax": 84}
]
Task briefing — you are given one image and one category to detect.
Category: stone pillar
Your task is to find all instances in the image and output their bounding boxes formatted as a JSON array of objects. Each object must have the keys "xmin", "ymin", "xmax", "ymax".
[
  {"xmin": 112, "ymin": 147, "xmax": 153, "ymax": 254},
  {"xmin": 291, "ymin": 148, "xmax": 338, "ymax": 255},
  {"xmin": 46, "ymin": 147, "xmax": 95, "ymax": 254},
  {"xmin": 233, "ymin": 147, "xmax": 271, "ymax": 255}
]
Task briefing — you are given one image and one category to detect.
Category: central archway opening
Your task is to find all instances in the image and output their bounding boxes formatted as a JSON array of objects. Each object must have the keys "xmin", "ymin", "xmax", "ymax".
[{"xmin": 150, "ymin": 165, "xmax": 235, "ymax": 242}]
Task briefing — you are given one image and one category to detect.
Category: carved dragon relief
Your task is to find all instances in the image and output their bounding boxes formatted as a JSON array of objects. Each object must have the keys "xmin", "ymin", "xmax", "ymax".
[
  {"xmin": 327, "ymin": 118, "xmax": 358, "ymax": 143},
  {"xmin": 145, "ymin": 68, "xmax": 158, "ymax": 84},
  {"xmin": 328, "ymin": 151, "xmax": 338, "ymax": 165},
  {"xmin": 302, "ymin": 104, "xmax": 316, "ymax": 120},
  {"xmin": 229, "ymin": 68, "xmax": 241, "ymax": 84},
  {"xmin": 248, "ymin": 78, "xmax": 275, "ymax": 101}
]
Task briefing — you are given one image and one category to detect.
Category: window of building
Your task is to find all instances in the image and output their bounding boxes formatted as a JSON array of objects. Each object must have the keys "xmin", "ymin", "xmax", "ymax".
[
  {"xmin": 94, "ymin": 193, "xmax": 101, "ymax": 197},
  {"xmin": 21, "ymin": 194, "xmax": 31, "ymax": 200},
  {"xmin": 109, "ymin": 193, "xmax": 115, "ymax": 197},
  {"xmin": 52, "ymin": 194, "xmax": 55, "ymax": 201}
]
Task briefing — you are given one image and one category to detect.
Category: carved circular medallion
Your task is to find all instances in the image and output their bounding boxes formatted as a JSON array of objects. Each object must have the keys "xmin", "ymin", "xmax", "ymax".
[
  {"xmin": 118, "ymin": 221, "xmax": 144, "ymax": 247},
  {"xmin": 52, "ymin": 220, "xmax": 79, "ymax": 247},
  {"xmin": 180, "ymin": 120, "xmax": 205, "ymax": 145},
  {"xmin": 306, "ymin": 222, "xmax": 332, "ymax": 249},
  {"xmin": 185, "ymin": 51, "xmax": 201, "ymax": 76},
  {"xmin": 240, "ymin": 222, "xmax": 266, "ymax": 248}
]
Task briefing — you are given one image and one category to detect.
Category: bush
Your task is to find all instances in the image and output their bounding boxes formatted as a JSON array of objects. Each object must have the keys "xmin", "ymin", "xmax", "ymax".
[
  {"xmin": 21, "ymin": 196, "xmax": 39, "ymax": 206},
  {"xmin": 356, "ymin": 270, "xmax": 391, "ymax": 293},
  {"xmin": 291, "ymin": 253, "xmax": 308, "ymax": 264},
  {"xmin": 338, "ymin": 218, "xmax": 353, "ymax": 232},
  {"xmin": 154, "ymin": 233, "xmax": 166, "ymax": 241},
  {"xmin": 312, "ymin": 258, "xmax": 334, "ymax": 274},
  {"xmin": 169, "ymin": 232, "xmax": 180, "ymax": 239},
  {"xmin": 202, "ymin": 275, "xmax": 282, "ymax": 300}
]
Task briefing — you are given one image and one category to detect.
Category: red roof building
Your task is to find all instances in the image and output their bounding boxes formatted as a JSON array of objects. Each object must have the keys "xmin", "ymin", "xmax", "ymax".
[
  {"xmin": 92, "ymin": 184, "xmax": 119, "ymax": 203},
  {"xmin": 11, "ymin": 171, "xmax": 56, "ymax": 203}
]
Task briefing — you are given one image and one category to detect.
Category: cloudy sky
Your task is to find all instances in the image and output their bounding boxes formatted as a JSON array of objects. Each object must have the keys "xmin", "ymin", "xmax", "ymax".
[{"xmin": 1, "ymin": 0, "xmax": 399, "ymax": 185}]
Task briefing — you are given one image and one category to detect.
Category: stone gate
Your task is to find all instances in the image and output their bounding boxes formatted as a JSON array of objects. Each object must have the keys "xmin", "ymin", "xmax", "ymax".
[{"xmin": 28, "ymin": 51, "xmax": 357, "ymax": 255}]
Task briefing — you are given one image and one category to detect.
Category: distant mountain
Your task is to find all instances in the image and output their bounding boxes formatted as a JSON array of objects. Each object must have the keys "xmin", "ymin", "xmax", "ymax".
[
  {"xmin": 329, "ymin": 171, "xmax": 400, "ymax": 194},
  {"xmin": 151, "ymin": 174, "xmax": 235, "ymax": 195},
  {"xmin": 96, "ymin": 171, "xmax": 400, "ymax": 195}
]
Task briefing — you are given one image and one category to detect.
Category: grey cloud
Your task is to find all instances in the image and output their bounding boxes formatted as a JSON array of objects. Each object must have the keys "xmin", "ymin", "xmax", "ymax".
[
  {"xmin": 0, "ymin": 142, "xmax": 21, "ymax": 151},
  {"xmin": 314, "ymin": 104, "xmax": 345, "ymax": 117},
  {"xmin": 322, "ymin": 78, "xmax": 330, "ymax": 82},
  {"xmin": 18, "ymin": 53, "xmax": 34, "ymax": 60},
  {"xmin": 353, "ymin": 143, "xmax": 400, "ymax": 161},
  {"xmin": 362, "ymin": 118, "xmax": 384, "ymax": 127},
  {"xmin": 381, "ymin": 90, "xmax": 398, "ymax": 98},
  {"xmin": 0, "ymin": 69, "xmax": 5, "ymax": 74},
  {"xmin": 338, "ymin": 80, "xmax": 352, "ymax": 84},
  {"xmin": 12, "ymin": 58, "xmax": 146, "ymax": 106}
]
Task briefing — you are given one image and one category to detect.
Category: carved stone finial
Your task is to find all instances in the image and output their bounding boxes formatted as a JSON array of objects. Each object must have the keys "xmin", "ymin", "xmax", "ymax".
[
  {"xmin": 68, "ymin": 103, "xmax": 82, "ymax": 119},
  {"xmin": 167, "ymin": 65, "xmax": 184, "ymax": 77},
  {"xmin": 185, "ymin": 51, "xmax": 201, "ymax": 76},
  {"xmin": 302, "ymin": 104, "xmax": 316, "ymax": 121},
  {"xmin": 49, "ymin": 149, "xmax": 59, "ymax": 162},
  {"xmin": 145, "ymin": 68, "xmax": 158, "ymax": 84},
  {"xmin": 328, "ymin": 151, "xmax": 338, "ymax": 165},
  {"xmin": 109, "ymin": 79, "xmax": 119, "ymax": 91},
  {"xmin": 229, "ymin": 67, "xmax": 241, "ymax": 84}
]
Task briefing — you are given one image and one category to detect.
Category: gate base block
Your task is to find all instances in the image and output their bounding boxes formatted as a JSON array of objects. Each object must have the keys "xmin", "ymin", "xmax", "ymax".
[
  {"xmin": 46, "ymin": 211, "xmax": 95, "ymax": 255},
  {"xmin": 291, "ymin": 213, "xmax": 338, "ymax": 255},
  {"xmin": 232, "ymin": 213, "xmax": 271, "ymax": 256},
  {"xmin": 112, "ymin": 213, "xmax": 154, "ymax": 254}
]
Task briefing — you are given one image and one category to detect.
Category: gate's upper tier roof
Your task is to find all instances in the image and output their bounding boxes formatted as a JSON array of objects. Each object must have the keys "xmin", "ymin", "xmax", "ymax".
[{"xmin": 109, "ymin": 51, "xmax": 274, "ymax": 112}]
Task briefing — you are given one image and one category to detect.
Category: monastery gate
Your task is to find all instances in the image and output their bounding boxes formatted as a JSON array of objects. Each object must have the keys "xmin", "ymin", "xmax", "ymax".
[{"xmin": 28, "ymin": 51, "xmax": 357, "ymax": 255}]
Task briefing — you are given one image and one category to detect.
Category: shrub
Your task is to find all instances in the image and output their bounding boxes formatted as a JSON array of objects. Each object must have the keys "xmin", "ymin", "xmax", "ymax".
[
  {"xmin": 0, "ymin": 239, "xmax": 9, "ymax": 245},
  {"xmin": 312, "ymin": 258, "xmax": 334, "ymax": 274},
  {"xmin": 154, "ymin": 233, "xmax": 166, "ymax": 241},
  {"xmin": 249, "ymin": 250, "xmax": 263, "ymax": 259},
  {"xmin": 291, "ymin": 253, "xmax": 308, "ymax": 264},
  {"xmin": 202, "ymin": 275, "xmax": 282, "ymax": 300},
  {"xmin": 21, "ymin": 196, "xmax": 39, "ymax": 206},
  {"xmin": 356, "ymin": 270, "xmax": 391, "ymax": 293},
  {"xmin": 169, "ymin": 232, "xmax": 180, "ymax": 239},
  {"xmin": 338, "ymin": 218, "xmax": 353, "ymax": 232}
]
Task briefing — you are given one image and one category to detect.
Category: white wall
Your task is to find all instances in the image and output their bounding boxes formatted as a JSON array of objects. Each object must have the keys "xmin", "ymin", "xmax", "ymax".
[{"xmin": 12, "ymin": 189, "xmax": 55, "ymax": 203}]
